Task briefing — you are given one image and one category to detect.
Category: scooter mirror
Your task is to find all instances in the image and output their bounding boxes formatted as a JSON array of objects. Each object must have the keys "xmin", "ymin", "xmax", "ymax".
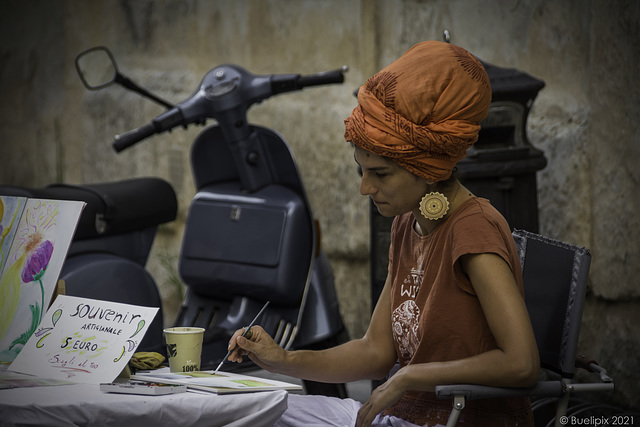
[
  {"xmin": 75, "ymin": 46, "xmax": 175, "ymax": 109},
  {"xmin": 75, "ymin": 46, "xmax": 118, "ymax": 90}
]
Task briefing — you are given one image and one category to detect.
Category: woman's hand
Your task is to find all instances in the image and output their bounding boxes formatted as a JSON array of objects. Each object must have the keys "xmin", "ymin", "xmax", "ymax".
[
  {"xmin": 226, "ymin": 325, "xmax": 288, "ymax": 373},
  {"xmin": 355, "ymin": 370, "xmax": 407, "ymax": 427}
]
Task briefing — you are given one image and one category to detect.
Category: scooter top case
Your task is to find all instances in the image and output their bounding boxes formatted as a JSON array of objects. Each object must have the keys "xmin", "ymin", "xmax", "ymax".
[
  {"xmin": 0, "ymin": 178, "xmax": 176, "ymax": 238},
  {"xmin": 41, "ymin": 178, "xmax": 176, "ymax": 240},
  {"xmin": 180, "ymin": 180, "xmax": 312, "ymax": 306},
  {"xmin": 0, "ymin": 178, "xmax": 177, "ymax": 265}
]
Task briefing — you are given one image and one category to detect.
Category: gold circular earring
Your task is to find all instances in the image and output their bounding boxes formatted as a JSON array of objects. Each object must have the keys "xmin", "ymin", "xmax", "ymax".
[{"xmin": 419, "ymin": 192, "xmax": 449, "ymax": 220}]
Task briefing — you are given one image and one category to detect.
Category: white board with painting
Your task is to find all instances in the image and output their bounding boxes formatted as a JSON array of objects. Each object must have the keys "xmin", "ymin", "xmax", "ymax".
[{"xmin": 0, "ymin": 197, "xmax": 85, "ymax": 362}]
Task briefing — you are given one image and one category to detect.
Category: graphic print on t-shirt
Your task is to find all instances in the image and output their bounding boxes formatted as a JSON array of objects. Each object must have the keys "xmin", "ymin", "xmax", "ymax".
[
  {"xmin": 392, "ymin": 256, "xmax": 424, "ymax": 360},
  {"xmin": 392, "ymin": 300, "xmax": 420, "ymax": 360}
]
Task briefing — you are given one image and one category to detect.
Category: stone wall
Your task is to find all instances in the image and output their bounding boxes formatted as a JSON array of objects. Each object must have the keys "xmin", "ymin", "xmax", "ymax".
[{"xmin": 1, "ymin": 0, "xmax": 638, "ymax": 409}]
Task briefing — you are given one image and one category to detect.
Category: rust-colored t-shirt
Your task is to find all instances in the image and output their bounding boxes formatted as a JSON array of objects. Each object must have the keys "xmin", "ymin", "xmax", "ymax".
[{"xmin": 384, "ymin": 197, "xmax": 533, "ymax": 426}]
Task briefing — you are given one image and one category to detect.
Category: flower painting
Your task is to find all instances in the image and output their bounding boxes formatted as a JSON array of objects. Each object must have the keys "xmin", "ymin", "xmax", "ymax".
[{"xmin": 0, "ymin": 196, "xmax": 84, "ymax": 363}]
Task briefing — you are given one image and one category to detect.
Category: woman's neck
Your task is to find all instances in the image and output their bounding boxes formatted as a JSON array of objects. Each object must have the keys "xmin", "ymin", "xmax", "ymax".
[{"xmin": 413, "ymin": 182, "xmax": 472, "ymax": 236}]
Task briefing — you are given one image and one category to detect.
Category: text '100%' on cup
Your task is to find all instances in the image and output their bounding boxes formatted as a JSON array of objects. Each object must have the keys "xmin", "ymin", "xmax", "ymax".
[{"xmin": 163, "ymin": 327, "xmax": 205, "ymax": 373}]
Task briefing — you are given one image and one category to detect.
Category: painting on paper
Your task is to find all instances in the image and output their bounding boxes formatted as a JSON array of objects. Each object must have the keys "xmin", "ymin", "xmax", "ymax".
[{"xmin": 0, "ymin": 197, "xmax": 84, "ymax": 363}]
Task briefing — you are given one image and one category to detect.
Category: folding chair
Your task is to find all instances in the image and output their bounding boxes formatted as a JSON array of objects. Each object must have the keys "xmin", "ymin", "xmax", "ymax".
[{"xmin": 435, "ymin": 229, "xmax": 614, "ymax": 427}]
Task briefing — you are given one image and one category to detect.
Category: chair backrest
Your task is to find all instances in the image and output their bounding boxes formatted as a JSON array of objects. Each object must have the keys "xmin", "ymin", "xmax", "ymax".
[{"xmin": 512, "ymin": 229, "xmax": 591, "ymax": 379}]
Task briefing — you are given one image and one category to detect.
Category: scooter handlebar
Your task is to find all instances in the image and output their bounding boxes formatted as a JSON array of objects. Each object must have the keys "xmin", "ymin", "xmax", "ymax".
[
  {"xmin": 298, "ymin": 66, "xmax": 347, "ymax": 88},
  {"xmin": 270, "ymin": 66, "xmax": 347, "ymax": 96},
  {"xmin": 111, "ymin": 65, "xmax": 348, "ymax": 152},
  {"xmin": 113, "ymin": 106, "xmax": 186, "ymax": 152},
  {"xmin": 113, "ymin": 123, "xmax": 157, "ymax": 152}
]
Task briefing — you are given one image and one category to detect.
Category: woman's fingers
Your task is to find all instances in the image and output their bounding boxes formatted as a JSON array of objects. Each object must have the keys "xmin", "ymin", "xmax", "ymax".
[{"xmin": 227, "ymin": 325, "xmax": 264, "ymax": 362}]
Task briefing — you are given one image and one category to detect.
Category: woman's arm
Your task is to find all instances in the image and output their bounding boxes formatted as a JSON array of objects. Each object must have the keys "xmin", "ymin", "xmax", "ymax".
[
  {"xmin": 356, "ymin": 252, "xmax": 539, "ymax": 426},
  {"xmin": 228, "ymin": 272, "xmax": 398, "ymax": 383}
]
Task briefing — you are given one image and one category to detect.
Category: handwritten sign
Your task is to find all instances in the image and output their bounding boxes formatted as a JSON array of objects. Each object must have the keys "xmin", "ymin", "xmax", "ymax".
[{"xmin": 9, "ymin": 295, "xmax": 158, "ymax": 384}]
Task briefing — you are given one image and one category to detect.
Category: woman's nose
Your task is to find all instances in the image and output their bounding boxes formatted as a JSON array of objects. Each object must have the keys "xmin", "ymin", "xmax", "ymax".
[{"xmin": 360, "ymin": 174, "xmax": 376, "ymax": 196}]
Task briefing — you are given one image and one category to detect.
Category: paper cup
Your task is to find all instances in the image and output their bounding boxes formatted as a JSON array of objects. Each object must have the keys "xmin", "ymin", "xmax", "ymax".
[{"xmin": 163, "ymin": 327, "xmax": 205, "ymax": 373}]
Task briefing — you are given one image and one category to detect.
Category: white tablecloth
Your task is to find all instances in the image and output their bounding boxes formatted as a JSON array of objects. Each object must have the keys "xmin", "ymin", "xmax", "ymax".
[{"xmin": 0, "ymin": 382, "xmax": 288, "ymax": 426}]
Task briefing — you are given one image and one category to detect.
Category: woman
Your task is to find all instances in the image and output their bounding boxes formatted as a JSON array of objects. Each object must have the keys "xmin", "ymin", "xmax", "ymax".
[{"xmin": 228, "ymin": 41, "xmax": 539, "ymax": 426}]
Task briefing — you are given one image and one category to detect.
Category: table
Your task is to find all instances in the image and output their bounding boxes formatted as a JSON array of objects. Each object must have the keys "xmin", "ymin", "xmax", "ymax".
[{"xmin": 0, "ymin": 382, "xmax": 288, "ymax": 426}]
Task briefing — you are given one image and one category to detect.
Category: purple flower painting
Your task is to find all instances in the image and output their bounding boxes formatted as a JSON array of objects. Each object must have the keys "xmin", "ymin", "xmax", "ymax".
[
  {"xmin": 21, "ymin": 240, "xmax": 54, "ymax": 325},
  {"xmin": 21, "ymin": 240, "xmax": 54, "ymax": 283}
]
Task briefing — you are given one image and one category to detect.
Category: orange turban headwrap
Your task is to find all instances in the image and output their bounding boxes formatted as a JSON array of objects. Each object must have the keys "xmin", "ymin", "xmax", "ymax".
[{"xmin": 344, "ymin": 41, "xmax": 491, "ymax": 182}]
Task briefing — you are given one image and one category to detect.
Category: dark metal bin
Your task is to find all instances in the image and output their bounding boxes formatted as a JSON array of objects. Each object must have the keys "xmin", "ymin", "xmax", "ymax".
[{"xmin": 458, "ymin": 61, "xmax": 547, "ymax": 233}]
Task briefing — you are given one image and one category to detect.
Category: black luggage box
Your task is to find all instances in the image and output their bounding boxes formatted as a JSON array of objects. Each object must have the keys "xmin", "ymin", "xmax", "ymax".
[{"xmin": 179, "ymin": 181, "xmax": 313, "ymax": 306}]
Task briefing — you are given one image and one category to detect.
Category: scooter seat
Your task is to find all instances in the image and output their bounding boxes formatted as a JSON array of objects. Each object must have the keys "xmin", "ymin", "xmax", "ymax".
[{"xmin": 0, "ymin": 178, "xmax": 177, "ymax": 239}]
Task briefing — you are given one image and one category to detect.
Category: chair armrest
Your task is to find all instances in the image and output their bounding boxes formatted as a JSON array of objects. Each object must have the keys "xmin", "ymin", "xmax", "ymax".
[
  {"xmin": 435, "ymin": 381, "xmax": 565, "ymax": 401},
  {"xmin": 575, "ymin": 355, "xmax": 614, "ymax": 383}
]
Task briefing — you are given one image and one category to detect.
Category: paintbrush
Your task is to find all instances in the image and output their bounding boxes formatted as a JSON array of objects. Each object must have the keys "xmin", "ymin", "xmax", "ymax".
[{"xmin": 213, "ymin": 301, "xmax": 270, "ymax": 374}]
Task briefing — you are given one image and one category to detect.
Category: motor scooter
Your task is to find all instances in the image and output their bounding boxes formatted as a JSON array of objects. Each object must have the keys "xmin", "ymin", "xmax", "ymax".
[{"xmin": 74, "ymin": 46, "xmax": 349, "ymax": 396}]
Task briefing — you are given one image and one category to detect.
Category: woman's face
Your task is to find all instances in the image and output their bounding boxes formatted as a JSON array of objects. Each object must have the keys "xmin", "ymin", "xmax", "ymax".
[{"xmin": 354, "ymin": 147, "xmax": 428, "ymax": 218}]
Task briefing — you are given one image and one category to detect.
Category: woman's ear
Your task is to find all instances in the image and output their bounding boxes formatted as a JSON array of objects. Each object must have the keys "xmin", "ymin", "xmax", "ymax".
[{"xmin": 422, "ymin": 178, "xmax": 437, "ymax": 190}]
